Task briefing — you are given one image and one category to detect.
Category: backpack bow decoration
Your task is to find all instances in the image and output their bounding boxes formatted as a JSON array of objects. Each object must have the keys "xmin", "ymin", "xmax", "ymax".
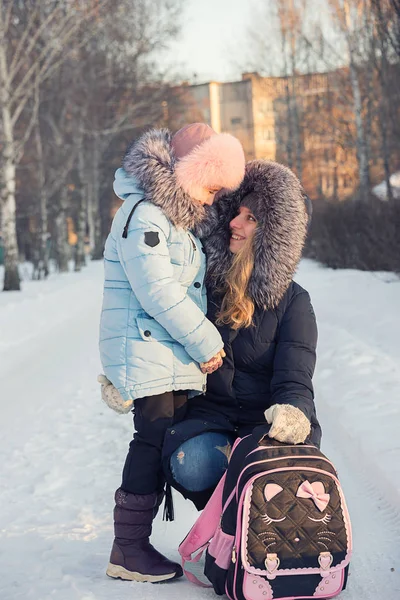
[{"xmin": 296, "ymin": 481, "xmax": 330, "ymax": 512}]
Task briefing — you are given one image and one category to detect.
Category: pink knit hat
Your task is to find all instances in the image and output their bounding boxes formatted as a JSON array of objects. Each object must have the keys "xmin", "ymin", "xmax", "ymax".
[{"xmin": 172, "ymin": 123, "xmax": 245, "ymax": 202}]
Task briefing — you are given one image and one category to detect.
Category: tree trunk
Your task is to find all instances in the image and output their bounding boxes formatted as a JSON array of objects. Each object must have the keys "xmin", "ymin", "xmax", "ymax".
[
  {"xmin": 87, "ymin": 172, "xmax": 95, "ymax": 253},
  {"xmin": 74, "ymin": 197, "xmax": 87, "ymax": 271},
  {"xmin": 284, "ymin": 78, "xmax": 294, "ymax": 170},
  {"xmin": 75, "ymin": 145, "xmax": 88, "ymax": 271},
  {"xmin": 35, "ymin": 120, "xmax": 49, "ymax": 279},
  {"xmin": 333, "ymin": 164, "xmax": 339, "ymax": 200},
  {"xmin": 380, "ymin": 113, "xmax": 393, "ymax": 202},
  {"xmin": 0, "ymin": 33, "xmax": 20, "ymax": 291},
  {"xmin": 290, "ymin": 70, "xmax": 302, "ymax": 180},
  {"xmin": 54, "ymin": 187, "xmax": 70, "ymax": 272},
  {"xmin": 378, "ymin": 56, "xmax": 393, "ymax": 202},
  {"xmin": 339, "ymin": 0, "xmax": 370, "ymax": 200},
  {"xmin": 349, "ymin": 57, "xmax": 370, "ymax": 199},
  {"xmin": 1, "ymin": 155, "xmax": 20, "ymax": 291},
  {"xmin": 374, "ymin": 2, "xmax": 394, "ymax": 202},
  {"xmin": 288, "ymin": 3, "xmax": 302, "ymax": 181},
  {"xmin": 90, "ymin": 133, "xmax": 104, "ymax": 260}
]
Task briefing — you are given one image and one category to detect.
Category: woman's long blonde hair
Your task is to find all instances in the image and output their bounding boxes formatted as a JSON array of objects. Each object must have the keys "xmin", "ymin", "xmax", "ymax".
[{"xmin": 216, "ymin": 235, "xmax": 255, "ymax": 330}]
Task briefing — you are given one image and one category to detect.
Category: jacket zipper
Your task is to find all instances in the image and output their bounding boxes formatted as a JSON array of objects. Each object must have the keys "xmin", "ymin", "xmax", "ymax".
[{"xmin": 189, "ymin": 233, "xmax": 197, "ymax": 252}]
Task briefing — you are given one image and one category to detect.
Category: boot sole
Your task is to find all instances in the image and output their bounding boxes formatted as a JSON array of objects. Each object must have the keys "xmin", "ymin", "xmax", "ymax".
[{"xmin": 106, "ymin": 562, "xmax": 179, "ymax": 583}]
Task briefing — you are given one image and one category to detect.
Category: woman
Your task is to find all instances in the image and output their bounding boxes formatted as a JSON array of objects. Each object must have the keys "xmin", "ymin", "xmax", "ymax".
[
  {"xmin": 99, "ymin": 123, "xmax": 245, "ymax": 583},
  {"xmin": 162, "ymin": 159, "xmax": 320, "ymax": 510}
]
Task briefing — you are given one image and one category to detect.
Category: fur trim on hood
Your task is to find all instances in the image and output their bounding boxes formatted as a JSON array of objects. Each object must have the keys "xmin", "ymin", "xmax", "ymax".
[
  {"xmin": 203, "ymin": 160, "xmax": 309, "ymax": 309},
  {"xmin": 123, "ymin": 128, "xmax": 206, "ymax": 230}
]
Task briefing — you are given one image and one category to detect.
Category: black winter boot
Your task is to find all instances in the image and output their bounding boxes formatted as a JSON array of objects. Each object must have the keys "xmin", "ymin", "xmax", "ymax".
[{"xmin": 106, "ymin": 488, "xmax": 183, "ymax": 583}]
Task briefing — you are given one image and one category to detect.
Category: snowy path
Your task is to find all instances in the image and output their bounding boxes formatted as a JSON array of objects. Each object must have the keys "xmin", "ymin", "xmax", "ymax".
[{"xmin": 0, "ymin": 260, "xmax": 399, "ymax": 600}]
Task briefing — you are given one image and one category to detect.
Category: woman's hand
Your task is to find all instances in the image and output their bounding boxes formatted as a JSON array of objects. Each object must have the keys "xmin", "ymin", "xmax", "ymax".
[
  {"xmin": 97, "ymin": 374, "xmax": 133, "ymax": 414},
  {"xmin": 264, "ymin": 404, "xmax": 311, "ymax": 444},
  {"xmin": 200, "ymin": 348, "xmax": 226, "ymax": 374}
]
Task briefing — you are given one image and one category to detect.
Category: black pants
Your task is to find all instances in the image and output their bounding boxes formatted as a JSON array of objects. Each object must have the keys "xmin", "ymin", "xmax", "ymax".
[{"xmin": 121, "ymin": 390, "xmax": 188, "ymax": 495}]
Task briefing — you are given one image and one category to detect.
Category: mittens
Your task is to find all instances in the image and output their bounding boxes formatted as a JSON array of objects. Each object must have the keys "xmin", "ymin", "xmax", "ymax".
[
  {"xmin": 97, "ymin": 374, "xmax": 133, "ymax": 414},
  {"xmin": 264, "ymin": 404, "xmax": 311, "ymax": 444}
]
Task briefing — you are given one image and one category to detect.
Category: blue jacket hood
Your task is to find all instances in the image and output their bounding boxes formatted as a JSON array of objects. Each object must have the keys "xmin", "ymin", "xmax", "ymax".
[{"xmin": 113, "ymin": 167, "xmax": 143, "ymax": 202}]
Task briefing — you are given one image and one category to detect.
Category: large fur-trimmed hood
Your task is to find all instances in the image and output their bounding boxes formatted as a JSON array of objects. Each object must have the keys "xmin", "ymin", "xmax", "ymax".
[
  {"xmin": 122, "ymin": 128, "xmax": 206, "ymax": 230},
  {"xmin": 203, "ymin": 160, "xmax": 309, "ymax": 309}
]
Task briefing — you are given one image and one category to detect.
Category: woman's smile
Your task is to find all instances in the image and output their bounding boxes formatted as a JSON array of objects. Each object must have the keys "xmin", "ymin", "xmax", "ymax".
[{"xmin": 229, "ymin": 206, "xmax": 257, "ymax": 252}]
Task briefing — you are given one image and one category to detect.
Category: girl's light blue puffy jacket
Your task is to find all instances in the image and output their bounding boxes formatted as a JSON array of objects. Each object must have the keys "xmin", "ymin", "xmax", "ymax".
[{"xmin": 99, "ymin": 130, "xmax": 223, "ymax": 401}]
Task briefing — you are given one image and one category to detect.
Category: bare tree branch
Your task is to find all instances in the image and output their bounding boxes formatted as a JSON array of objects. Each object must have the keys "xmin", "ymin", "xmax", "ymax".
[
  {"xmin": 13, "ymin": 72, "xmax": 40, "ymax": 164},
  {"xmin": 9, "ymin": 6, "xmax": 47, "ymax": 83},
  {"xmin": 1, "ymin": 0, "xmax": 14, "ymax": 36}
]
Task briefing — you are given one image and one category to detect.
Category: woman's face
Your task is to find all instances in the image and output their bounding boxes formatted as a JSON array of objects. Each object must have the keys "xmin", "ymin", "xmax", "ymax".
[{"xmin": 229, "ymin": 206, "xmax": 258, "ymax": 253}]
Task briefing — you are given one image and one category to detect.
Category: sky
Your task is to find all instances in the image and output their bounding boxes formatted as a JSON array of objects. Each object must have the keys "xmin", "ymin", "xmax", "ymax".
[
  {"xmin": 164, "ymin": 0, "xmax": 339, "ymax": 84},
  {"xmin": 166, "ymin": 0, "xmax": 257, "ymax": 83}
]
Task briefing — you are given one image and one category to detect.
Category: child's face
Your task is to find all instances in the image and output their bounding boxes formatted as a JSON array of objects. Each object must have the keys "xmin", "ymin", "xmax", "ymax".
[{"xmin": 196, "ymin": 188, "xmax": 221, "ymax": 206}]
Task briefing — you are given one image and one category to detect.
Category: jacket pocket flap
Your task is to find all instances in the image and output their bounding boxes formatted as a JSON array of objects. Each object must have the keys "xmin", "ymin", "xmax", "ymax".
[{"xmin": 136, "ymin": 315, "xmax": 173, "ymax": 342}]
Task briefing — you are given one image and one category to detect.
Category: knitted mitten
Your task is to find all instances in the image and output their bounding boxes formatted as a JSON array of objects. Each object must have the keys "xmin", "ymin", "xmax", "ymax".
[
  {"xmin": 264, "ymin": 404, "xmax": 311, "ymax": 444},
  {"xmin": 98, "ymin": 374, "xmax": 133, "ymax": 414}
]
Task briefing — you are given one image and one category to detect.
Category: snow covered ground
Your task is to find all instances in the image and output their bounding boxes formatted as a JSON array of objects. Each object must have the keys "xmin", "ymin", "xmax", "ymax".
[{"xmin": 0, "ymin": 259, "xmax": 399, "ymax": 600}]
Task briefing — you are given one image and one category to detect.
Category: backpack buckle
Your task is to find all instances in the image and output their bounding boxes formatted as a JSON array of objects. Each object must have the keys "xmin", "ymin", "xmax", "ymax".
[
  {"xmin": 265, "ymin": 553, "xmax": 280, "ymax": 579},
  {"xmin": 318, "ymin": 551, "xmax": 333, "ymax": 575}
]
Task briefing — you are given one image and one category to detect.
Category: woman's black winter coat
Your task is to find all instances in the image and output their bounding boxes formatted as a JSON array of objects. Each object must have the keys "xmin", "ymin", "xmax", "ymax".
[{"xmin": 188, "ymin": 282, "xmax": 321, "ymax": 447}]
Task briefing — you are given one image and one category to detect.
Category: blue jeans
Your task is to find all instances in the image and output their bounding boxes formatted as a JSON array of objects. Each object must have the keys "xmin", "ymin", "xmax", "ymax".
[{"xmin": 169, "ymin": 432, "xmax": 235, "ymax": 492}]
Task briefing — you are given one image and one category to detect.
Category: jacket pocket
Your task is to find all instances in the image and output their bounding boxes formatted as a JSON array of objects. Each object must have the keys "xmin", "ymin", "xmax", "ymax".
[{"xmin": 136, "ymin": 314, "xmax": 173, "ymax": 342}]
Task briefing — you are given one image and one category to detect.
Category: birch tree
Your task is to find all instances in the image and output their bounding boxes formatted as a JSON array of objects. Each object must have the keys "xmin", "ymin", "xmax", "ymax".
[
  {"xmin": 371, "ymin": 0, "xmax": 400, "ymax": 57},
  {"xmin": 0, "ymin": 0, "xmax": 102, "ymax": 290},
  {"xmin": 329, "ymin": 0, "xmax": 372, "ymax": 199},
  {"xmin": 277, "ymin": 0, "xmax": 306, "ymax": 179},
  {"xmin": 370, "ymin": 0, "xmax": 395, "ymax": 201},
  {"xmin": 73, "ymin": 0, "xmax": 181, "ymax": 259}
]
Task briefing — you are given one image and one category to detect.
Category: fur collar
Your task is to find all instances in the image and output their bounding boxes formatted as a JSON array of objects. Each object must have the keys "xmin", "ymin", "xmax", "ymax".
[
  {"xmin": 203, "ymin": 160, "xmax": 308, "ymax": 309},
  {"xmin": 122, "ymin": 128, "xmax": 205, "ymax": 230}
]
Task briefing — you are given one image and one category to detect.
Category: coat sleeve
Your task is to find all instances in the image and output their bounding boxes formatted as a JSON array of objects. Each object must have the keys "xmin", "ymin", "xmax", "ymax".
[
  {"xmin": 270, "ymin": 291, "xmax": 318, "ymax": 421},
  {"xmin": 116, "ymin": 204, "xmax": 223, "ymax": 364}
]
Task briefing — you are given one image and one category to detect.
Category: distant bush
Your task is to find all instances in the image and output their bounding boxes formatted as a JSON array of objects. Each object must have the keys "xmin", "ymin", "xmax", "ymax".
[{"xmin": 304, "ymin": 196, "xmax": 400, "ymax": 272}]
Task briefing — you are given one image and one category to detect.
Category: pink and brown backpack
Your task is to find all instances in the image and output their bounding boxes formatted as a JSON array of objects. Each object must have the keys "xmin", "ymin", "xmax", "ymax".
[{"xmin": 179, "ymin": 432, "xmax": 352, "ymax": 599}]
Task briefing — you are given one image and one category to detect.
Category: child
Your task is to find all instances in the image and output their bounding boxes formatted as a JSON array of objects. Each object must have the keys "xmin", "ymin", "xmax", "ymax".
[{"xmin": 99, "ymin": 123, "xmax": 245, "ymax": 583}]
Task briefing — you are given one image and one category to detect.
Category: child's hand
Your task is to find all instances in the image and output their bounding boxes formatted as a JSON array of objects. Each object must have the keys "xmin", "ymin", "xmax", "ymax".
[
  {"xmin": 97, "ymin": 374, "xmax": 133, "ymax": 414},
  {"xmin": 264, "ymin": 404, "xmax": 311, "ymax": 444},
  {"xmin": 200, "ymin": 349, "xmax": 225, "ymax": 374}
]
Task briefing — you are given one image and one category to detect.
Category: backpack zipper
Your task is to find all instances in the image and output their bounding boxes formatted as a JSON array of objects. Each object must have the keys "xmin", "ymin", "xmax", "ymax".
[
  {"xmin": 235, "ymin": 455, "xmax": 337, "ymax": 501},
  {"xmin": 237, "ymin": 467, "xmax": 352, "ymax": 577}
]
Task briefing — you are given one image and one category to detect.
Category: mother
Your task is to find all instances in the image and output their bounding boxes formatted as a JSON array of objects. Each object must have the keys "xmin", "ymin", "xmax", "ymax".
[{"xmin": 163, "ymin": 159, "xmax": 320, "ymax": 510}]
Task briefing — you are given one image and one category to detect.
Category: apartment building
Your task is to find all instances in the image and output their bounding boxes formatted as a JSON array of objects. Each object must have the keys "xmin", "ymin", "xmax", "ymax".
[{"xmin": 168, "ymin": 71, "xmax": 359, "ymax": 200}]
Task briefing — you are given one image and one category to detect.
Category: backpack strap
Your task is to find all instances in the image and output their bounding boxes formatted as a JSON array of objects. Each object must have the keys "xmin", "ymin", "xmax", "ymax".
[
  {"xmin": 179, "ymin": 472, "xmax": 226, "ymax": 586},
  {"xmin": 178, "ymin": 436, "xmax": 243, "ymax": 586},
  {"xmin": 122, "ymin": 199, "xmax": 145, "ymax": 238}
]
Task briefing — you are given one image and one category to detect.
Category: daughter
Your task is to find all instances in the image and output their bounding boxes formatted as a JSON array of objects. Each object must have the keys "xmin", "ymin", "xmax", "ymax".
[{"xmin": 99, "ymin": 123, "xmax": 245, "ymax": 583}]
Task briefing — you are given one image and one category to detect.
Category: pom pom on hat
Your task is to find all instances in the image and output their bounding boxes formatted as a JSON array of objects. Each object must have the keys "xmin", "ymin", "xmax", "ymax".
[{"xmin": 172, "ymin": 123, "xmax": 245, "ymax": 201}]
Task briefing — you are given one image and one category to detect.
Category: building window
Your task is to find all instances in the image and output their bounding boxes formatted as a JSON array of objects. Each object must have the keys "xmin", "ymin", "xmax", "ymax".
[
  {"xmin": 231, "ymin": 117, "xmax": 242, "ymax": 125},
  {"xmin": 259, "ymin": 99, "xmax": 273, "ymax": 115},
  {"xmin": 342, "ymin": 174, "xmax": 352, "ymax": 189},
  {"xmin": 262, "ymin": 128, "xmax": 275, "ymax": 141}
]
